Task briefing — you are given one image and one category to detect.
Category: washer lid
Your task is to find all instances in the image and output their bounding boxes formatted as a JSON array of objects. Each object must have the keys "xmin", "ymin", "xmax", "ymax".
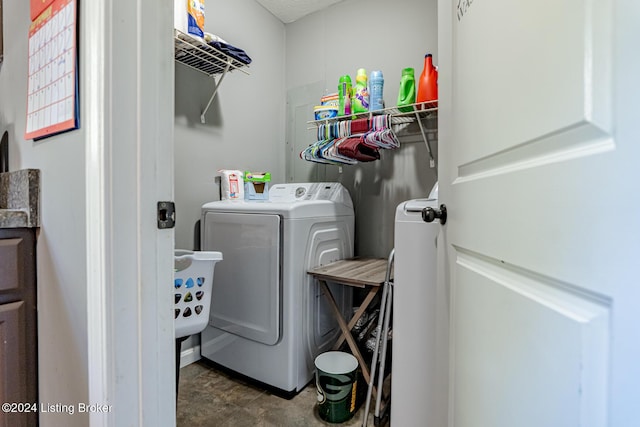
[
  {"xmin": 202, "ymin": 182, "xmax": 354, "ymax": 219},
  {"xmin": 395, "ymin": 198, "xmax": 439, "ymax": 224}
]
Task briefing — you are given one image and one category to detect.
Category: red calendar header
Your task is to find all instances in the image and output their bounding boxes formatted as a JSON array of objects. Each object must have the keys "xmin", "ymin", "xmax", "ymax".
[{"xmin": 31, "ymin": 0, "xmax": 56, "ymax": 21}]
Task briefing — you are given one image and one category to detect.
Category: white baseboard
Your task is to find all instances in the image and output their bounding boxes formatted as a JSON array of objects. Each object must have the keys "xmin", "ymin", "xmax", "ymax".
[{"xmin": 179, "ymin": 344, "xmax": 201, "ymax": 368}]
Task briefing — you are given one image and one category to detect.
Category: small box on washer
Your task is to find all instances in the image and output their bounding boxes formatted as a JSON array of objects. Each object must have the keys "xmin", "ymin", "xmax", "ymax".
[{"xmin": 244, "ymin": 171, "xmax": 271, "ymax": 200}]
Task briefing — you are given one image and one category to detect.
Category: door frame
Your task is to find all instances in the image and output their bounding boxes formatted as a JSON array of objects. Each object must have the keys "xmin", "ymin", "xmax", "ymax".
[{"xmin": 84, "ymin": 1, "xmax": 175, "ymax": 425}]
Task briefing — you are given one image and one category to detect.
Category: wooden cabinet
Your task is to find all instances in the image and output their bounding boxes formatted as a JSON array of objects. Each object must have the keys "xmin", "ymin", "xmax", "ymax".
[{"xmin": 0, "ymin": 228, "xmax": 37, "ymax": 427}]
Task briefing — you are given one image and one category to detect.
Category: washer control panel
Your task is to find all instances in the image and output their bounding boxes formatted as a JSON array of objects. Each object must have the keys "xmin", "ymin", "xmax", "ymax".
[{"xmin": 268, "ymin": 183, "xmax": 351, "ymax": 206}]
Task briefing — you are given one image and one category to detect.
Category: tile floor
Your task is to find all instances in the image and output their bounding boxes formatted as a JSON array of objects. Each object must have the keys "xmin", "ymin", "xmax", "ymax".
[{"xmin": 177, "ymin": 361, "xmax": 386, "ymax": 427}]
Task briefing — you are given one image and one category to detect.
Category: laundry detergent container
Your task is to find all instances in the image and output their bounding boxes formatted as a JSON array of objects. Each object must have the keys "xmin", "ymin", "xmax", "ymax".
[{"xmin": 174, "ymin": 250, "xmax": 222, "ymax": 339}]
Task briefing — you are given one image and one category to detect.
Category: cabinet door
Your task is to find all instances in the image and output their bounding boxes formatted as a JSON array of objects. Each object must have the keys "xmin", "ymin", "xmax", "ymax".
[
  {"xmin": 0, "ymin": 238, "xmax": 24, "ymax": 294},
  {"xmin": 0, "ymin": 301, "xmax": 27, "ymax": 427}
]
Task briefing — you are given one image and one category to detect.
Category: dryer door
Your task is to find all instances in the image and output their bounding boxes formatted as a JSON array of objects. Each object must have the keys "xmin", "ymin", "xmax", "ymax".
[{"xmin": 202, "ymin": 211, "xmax": 281, "ymax": 345}]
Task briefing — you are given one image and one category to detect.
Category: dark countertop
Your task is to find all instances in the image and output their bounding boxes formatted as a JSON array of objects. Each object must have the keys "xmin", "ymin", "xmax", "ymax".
[{"xmin": 0, "ymin": 169, "xmax": 40, "ymax": 228}]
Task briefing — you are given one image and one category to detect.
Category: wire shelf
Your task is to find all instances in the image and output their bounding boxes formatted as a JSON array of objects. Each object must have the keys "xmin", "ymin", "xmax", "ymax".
[
  {"xmin": 174, "ymin": 30, "xmax": 250, "ymax": 77},
  {"xmin": 307, "ymin": 101, "xmax": 437, "ymax": 128},
  {"xmin": 306, "ymin": 101, "xmax": 438, "ymax": 169},
  {"xmin": 174, "ymin": 29, "xmax": 250, "ymax": 123}
]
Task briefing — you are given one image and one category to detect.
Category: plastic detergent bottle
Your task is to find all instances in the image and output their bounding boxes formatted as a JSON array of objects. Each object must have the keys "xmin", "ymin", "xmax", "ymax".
[
  {"xmin": 338, "ymin": 75, "xmax": 352, "ymax": 116},
  {"xmin": 352, "ymin": 68, "xmax": 370, "ymax": 114},
  {"xmin": 417, "ymin": 53, "xmax": 438, "ymax": 107},
  {"xmin": 369, "ymin": 70, "xmax": 385, "ymax": 112},
  {"xmin": 397, "ymin": 67, "xmax": 416, "ymax": 113}
]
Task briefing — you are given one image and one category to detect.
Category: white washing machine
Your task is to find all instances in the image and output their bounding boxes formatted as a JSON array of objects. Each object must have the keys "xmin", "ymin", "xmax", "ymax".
[
  {"xmin": 200, "ymin": 182, "xmax": 354, "ymax": 393},
  {"xmin": 392, "ymin": 183, "xmax": 448, "ymax": 427}
]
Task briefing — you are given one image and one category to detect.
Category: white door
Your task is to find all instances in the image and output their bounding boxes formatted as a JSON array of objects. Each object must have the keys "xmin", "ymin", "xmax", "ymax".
[{"xmin": 438, "ymin": 0, "xmax": 640, "ymax": 426}]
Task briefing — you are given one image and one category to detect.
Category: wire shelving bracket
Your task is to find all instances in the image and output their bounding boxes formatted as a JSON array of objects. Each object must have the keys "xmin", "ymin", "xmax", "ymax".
[{"xmin": 174, "ymin": 30, "xmax": 250, "ymax": 123}]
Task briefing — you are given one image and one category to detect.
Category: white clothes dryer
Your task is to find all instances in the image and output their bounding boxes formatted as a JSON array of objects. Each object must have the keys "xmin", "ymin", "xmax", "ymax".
[{"xmin": 200, "ymin": 182, "xmax": 354, "ymax": 393}]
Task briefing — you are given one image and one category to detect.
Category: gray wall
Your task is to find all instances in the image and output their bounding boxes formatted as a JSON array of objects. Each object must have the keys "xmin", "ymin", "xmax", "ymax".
[
  {"xmin": 0, "ymin": 1, "xmax": 88, "ymax": 425},
  {"xmin": 285, "ymin": 0, "xmax": 439, "ymax": 258},
  {"xmin": 174, "ymin": 0, "xmax": 286, "ymax": 251}
]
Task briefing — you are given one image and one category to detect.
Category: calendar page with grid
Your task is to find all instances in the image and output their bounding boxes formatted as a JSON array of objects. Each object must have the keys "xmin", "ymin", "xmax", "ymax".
[{"xmin": 24, "ymin": 0, "xmax": 77, "ymax": 140}]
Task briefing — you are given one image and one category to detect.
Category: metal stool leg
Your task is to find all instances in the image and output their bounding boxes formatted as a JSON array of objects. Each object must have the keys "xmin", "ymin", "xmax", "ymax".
[
  {"xmin": 363, "ymin": 249, "xmax": 394, "ymax": 427},
  {"xmin": 374, "ymin": 284, "xmax": 392, "ymax": 425}
]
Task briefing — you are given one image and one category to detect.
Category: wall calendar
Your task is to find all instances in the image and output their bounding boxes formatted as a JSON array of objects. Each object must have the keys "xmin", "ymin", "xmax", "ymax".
[{"xmin": 24, "ymin": 0, "xmax": 77, "ymax": 140}]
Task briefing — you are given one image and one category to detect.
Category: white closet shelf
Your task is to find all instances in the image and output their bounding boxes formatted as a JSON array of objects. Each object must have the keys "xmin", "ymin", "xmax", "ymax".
[
  {"xmin": 174, "ymin": 29, "xmax": 250, "ymax": 123},
  {"xmin": 307, "ymin": 101, "xmax": 437, "ymax": 127},
  {"xmin": 308, "ymin": 101, "xmax": 438, "ymax": 169}
]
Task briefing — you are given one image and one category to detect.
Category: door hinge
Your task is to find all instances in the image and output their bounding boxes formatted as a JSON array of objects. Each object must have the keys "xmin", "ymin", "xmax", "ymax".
[{"xmin": 157, "ymin": 201, "xmax": 176, "ymax": 229}]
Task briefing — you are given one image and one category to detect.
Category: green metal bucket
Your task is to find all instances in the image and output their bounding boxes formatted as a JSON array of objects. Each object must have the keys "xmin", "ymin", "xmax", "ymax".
[{"xmin": 315, "ymin": 351, "xmax": 359, "ymax": 423}]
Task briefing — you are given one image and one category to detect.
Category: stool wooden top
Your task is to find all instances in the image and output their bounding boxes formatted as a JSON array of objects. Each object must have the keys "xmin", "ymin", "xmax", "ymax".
[{"xmin": 307, "ymin": 257, "xmax": 392, "ymax": 288}]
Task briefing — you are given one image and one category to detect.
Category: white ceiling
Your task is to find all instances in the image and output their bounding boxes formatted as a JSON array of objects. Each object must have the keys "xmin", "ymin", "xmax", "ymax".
[{"xmin": 255, "ymin": 0, "xmax": 346, "ymax": 23}]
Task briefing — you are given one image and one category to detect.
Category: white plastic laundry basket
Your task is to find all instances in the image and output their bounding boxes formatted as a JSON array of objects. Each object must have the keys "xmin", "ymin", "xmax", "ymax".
[{"xmin": 174, "ymin": 250, "xmax": 222, "ymax": 339}]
